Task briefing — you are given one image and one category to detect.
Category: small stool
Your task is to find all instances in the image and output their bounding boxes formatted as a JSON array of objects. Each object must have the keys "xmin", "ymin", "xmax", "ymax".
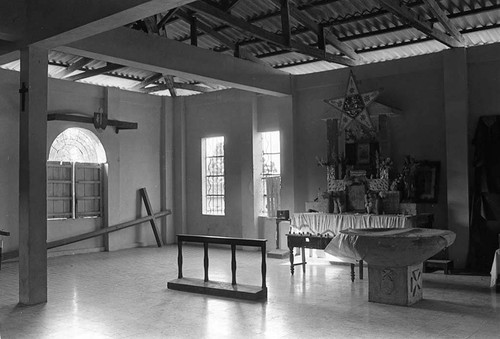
[{"xmin": 424, "ymin": 259, "xmax": 453, "ymax": 274}]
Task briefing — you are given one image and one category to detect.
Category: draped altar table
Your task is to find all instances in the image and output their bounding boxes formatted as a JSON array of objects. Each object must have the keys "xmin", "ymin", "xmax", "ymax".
[{"xmin": 290, "ymin": 212, "xmax": 424, "ymax": 235}]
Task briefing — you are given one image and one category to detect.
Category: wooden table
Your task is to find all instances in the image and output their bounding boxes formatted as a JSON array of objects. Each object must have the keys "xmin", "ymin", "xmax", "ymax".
[{"xmin": 286, "ymin": 233, "xmax": 363, "ymax": 282}]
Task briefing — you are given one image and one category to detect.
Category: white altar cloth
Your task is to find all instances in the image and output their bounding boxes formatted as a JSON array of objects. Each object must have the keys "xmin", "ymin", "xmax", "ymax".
[{"xmin": 290, "ymin": 212, "xmax": 418, "ymax": 235}]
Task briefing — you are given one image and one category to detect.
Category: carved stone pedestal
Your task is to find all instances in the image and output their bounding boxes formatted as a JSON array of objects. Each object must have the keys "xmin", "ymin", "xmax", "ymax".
[{"xmin": 368, "ymin": 263, "xmax": 423, "ymax": 306}]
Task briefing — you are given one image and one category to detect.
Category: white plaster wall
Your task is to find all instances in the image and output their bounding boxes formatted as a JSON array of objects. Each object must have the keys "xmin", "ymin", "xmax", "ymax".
[
  {"xmin": 176, "ymin": 89, "xmax": 293, "ymax": 240},
  {"xmin": 0, "ymin": 69, "xmax": 20, "ymax": 253},
  {"xmin": 0, "ymin": 68, "xmax": 172, "ymax": 256}
]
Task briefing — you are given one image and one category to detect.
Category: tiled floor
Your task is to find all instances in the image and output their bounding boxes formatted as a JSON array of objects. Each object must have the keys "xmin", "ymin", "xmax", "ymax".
[{"xmin": 0, "ymin": 245, "xmax": 499, "ymax": 339}]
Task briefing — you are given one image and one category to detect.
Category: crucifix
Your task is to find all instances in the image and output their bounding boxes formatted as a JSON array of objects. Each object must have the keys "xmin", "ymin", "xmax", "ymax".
[{"xmin": 19, "ymin": 82, "xmax": 28, "ymax": 112}]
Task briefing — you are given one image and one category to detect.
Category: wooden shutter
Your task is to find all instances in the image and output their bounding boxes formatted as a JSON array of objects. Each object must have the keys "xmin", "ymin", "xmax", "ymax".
[
  {"xmin": 75, "ymin": 163, "xmax": 102, "ymax": 218},
  {"xmin": 47, "ymin": 161, "xmax": 73, "ymax": 219}
]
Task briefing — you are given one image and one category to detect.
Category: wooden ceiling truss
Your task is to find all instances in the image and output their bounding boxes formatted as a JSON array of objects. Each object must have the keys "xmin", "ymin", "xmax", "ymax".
[{"xmin": 5, "ymin": 0, "xmax": 496, "ymax": 96}]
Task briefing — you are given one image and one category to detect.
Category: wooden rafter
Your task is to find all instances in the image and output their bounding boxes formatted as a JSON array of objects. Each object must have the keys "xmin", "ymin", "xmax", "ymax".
[
  {"xmin": 280, "ymin": 0, "xmax": 291, "ymax": 46},
  {"xmin": 143, "ymin": 81, "xmax": 213, "ymax": 94},
  {"xmin": 65, "ymin": 63, "xmax": 123, "ymax": 81},
  {"xmin": 177, "ymin": 9, "xmax": 273, "ymax": 69},
  {"xmin": 144, "ymin": 15, "xmax": 159, "ymax": 34},
  {"xmin": 422, "ymin": 0, "xmax": 465, "ymax": 44},
  {"xmin": 60, "ymin": 27, "xmax": 292, "ymax": 96},
  {"xmin": 190, "ymin": 12, "xmax": 198, "ymax": 46},
  {"xmin": 164, "ymin": 75, "xmax": 177, "ymax": 97},
  {"xmin": 185, "ymin": 1, "xmax": 358, "ymax": 66},
  {"xmin": 47, "ymin": 112, "xmax": 137, "ymax": 133},
  {"xmin": 157, "ymin": 8, "xmax": 179, "ymax": 30},
  {"xmin": 377, "ymin": 0, "xmax": 463, "ymax": 48},
  {"xmin": 130, "ymin": 72, "xmax": 164, "ymax": 90},
  {"xmin": 270, "ymin": 0, "xmax": 361, "ymax": 61},
  {"xmin": 53, "ymin": 57, "xmax": 93, "ymax": 79},
  {"xmin": 220, "ymin": 0, "xmax": 243, "ymax": 12},
  {"xmin": 177, "ymin": 9, "xmax": 235, "ymax": 49}
]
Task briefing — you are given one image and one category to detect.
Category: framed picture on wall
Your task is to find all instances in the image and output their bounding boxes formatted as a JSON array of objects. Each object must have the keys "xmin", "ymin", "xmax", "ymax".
[
  {"xmin": 357, "ymin": 143, "xmax": 370, "ymax": 164},
  {"xmin": 415, "ymin": 161, "xmax": 440, "ymax": 203}
]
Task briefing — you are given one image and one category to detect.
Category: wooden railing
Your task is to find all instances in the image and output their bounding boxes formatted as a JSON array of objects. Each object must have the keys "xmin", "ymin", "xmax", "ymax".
[{"xmin": 168, "ymin": 234, "xmax": 267, "ymax": 300}]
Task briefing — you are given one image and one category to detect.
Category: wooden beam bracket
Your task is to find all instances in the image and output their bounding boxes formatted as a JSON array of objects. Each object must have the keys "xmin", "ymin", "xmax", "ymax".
[{"xmin": 47, "ymin": 112, "xmax": 138, "ymax": 134}]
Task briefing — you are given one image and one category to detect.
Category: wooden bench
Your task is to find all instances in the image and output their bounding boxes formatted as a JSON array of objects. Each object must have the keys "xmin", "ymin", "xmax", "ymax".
[
  {"xmin": 423, "ymin": 259, "xmax": 453, "ymax": 274},
  {"xmin": 168, "ymin": 234, "xmax": 267, "ymax": 300}
]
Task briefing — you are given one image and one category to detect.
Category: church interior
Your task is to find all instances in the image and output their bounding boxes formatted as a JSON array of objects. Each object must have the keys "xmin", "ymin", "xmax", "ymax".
[{"xmin": 1, "ymin": 0, "xmax": 500, "ymax": 338}]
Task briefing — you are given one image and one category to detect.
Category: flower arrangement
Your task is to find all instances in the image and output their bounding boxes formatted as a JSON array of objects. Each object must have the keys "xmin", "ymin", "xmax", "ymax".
[
  {"xmin": 389, "ymin": 155, "xmax": 419, "ymax": 201},
  {"xmin": 316, "ymin": 153, "xmax": 346, "ymax": 180},
  {"xmin": 364, "ymin": 192, "xmax": 373, "ymax": 213},
  {"xmin": 375, "ymin": 152, "xmax": 393, "ymax": 179}
]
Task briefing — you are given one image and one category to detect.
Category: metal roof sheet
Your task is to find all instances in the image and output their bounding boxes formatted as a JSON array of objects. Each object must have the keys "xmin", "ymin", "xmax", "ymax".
[{"xmin": 1, "ymin": 0, "xmax": 499, "ymax": 96}]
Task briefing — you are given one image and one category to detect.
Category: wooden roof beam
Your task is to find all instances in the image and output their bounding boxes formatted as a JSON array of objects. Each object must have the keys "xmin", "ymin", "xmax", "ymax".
[
  {"xmin": 377, "ymin": 0, "xmax": 463, "ymax": 48},
  {"xmin": 280, "ymin": 0, "xmax": 291, "ymax": 47},
  {"xmin": 269, "ymin": 0, "xmax": 361, "ymax": 62},
  {"xmin": 190, "ymin": 12, "xmax": 198, "ymax": 46},
  {"xmin": 220, "ymin": 0, "xmax": 243, "ymax": 12},
  {"xmin": 185, "ymin": 1, "xmax": 358, "ymax": 66},
  {"xmin": 177, "ymin": 9, "xmax": 236, "ymax": 49},
  {"xmin": 144, "ymin": 16, "xmax": 160, "ymax": 34},
  {"xmin": 157, "ymin": 8, "xmax": 179, "ymax": 30},
  {"xmin": 130, "ymin": 72, "xmax": 164, "ymax": 90},
  {"xmin": 176, "ymin": 9, "xmax": 278, "ymax": 70},
  {"xmin": 53, "ymin": 57, "xmax": 93, "ymax": 78},
  {"xmin": 65, "ymin": 63, "xmax": 123, "ymax": 81},
  {"xmin": 422, "ymin": 0, "xmax": 467, "ymax": 45},
  {"xmin": 59, "ymin": 27, "xmax": 292, "ymax": 96},
  {"xmin": 143, "ymin": 81, "xmax": 213, "ymax": 94},
  {"xmin": 164, "ymin": 75, "xmax": 177, "ymax": 97}
]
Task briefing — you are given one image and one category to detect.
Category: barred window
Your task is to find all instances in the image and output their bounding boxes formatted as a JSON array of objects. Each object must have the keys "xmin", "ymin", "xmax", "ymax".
[
  {"xmin": 202, "ymin": 136, "xmax": 225, "ymax": 215},
  {"xmin": 261, "ymin": 131, "xmax": 281, "ymax": 217}
]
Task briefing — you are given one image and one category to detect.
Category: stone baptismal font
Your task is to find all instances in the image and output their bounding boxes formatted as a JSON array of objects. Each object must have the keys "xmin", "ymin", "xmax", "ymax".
[{"xmin": 325, "ymin": 227, "xmax": 456, "ymax": 306}]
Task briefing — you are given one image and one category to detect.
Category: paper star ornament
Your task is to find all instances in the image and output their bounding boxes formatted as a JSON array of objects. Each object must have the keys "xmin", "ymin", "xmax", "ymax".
[{"xmin": 324, "ymin": 71, "xmax": 380, "ymax": 132}]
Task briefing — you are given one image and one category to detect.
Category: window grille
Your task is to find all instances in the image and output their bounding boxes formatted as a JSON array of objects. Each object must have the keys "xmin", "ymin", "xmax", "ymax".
[
  {"xmin": 261, "ymin": 131, "xmax": 281, "ymax": 217},
  {"xmin": 202, "ymin": 136, "xmax": 225, "ymax": 215}
]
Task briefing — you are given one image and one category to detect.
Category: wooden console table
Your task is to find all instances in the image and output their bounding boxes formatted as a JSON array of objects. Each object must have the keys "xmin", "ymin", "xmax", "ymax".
[{"xmin": 286, "ymin": 233, "xmax": 363, "ymax": 282}]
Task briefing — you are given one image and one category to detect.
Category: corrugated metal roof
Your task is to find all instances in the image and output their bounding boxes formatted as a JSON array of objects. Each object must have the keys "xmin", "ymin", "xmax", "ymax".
[{"xmin": 1, "ymin": 0, "xmax": 499, "ymax": 96}]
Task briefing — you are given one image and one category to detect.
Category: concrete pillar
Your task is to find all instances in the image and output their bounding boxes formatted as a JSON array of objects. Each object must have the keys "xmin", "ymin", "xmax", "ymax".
[
  {"xmin": 173, "ymin": 97, "xmax": 187, "ymax": 236},
  {"xmin": 443, "ymin": 48, "xmax": 469, "ymax": 269},
  {"xmin": 241, "ymin": 96, "xmax": 257, "ymax": 239},
  {"xmin": 161, "ymin": 97, "xmax": 175, "ymax": 244},
  {"xmin": 19, "ymin": 45, "xmax": 48, "ymax": 305}
]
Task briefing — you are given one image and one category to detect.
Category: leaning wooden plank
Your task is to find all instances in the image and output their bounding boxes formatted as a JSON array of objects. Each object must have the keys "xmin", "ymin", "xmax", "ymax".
[
  {"xmin": 1, "ymin": 211, "xmax": 170, "ymax": 261},
  {"xmin": 139, "ymin": 188, "xmax": 162, "ymax": 247},
  {"xmin": 47, "ymin": 210, "xmax": 171, "ymax": 249}
]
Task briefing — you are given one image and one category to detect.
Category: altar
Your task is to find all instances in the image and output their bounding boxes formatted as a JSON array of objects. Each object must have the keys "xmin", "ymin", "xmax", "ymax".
[{"xmin": 290, "ymin": 212, "xmax": 430, "ymax": 235}]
